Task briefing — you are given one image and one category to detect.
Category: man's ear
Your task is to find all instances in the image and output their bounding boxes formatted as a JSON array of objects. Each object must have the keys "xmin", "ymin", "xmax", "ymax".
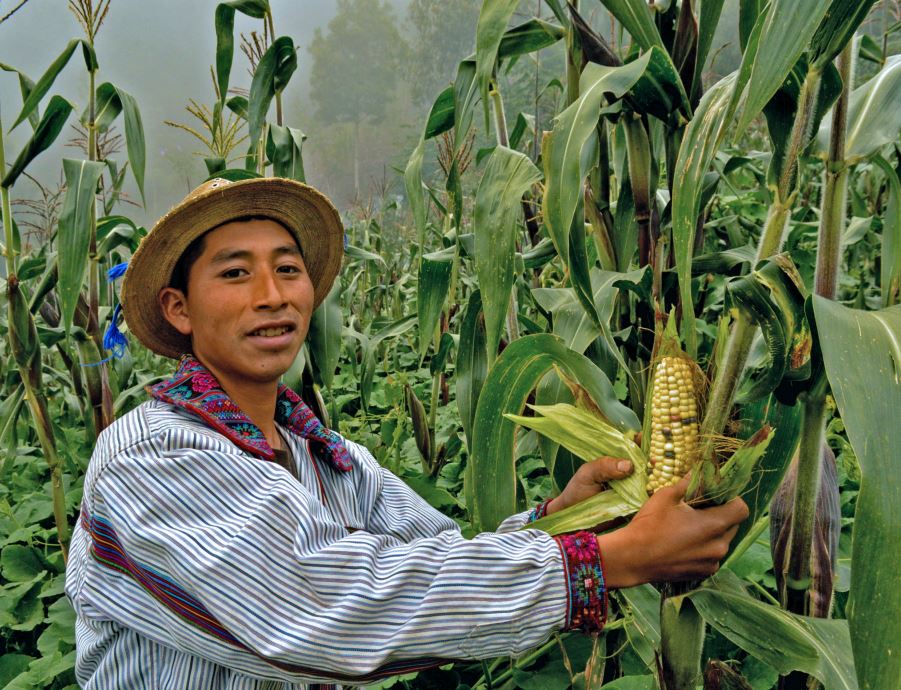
[{"xmin": 158, "ymin": 287, "xmax": 193, "ymax": 336}]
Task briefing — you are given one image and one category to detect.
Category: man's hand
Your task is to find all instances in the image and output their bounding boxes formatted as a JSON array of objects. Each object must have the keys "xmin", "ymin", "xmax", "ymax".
[
  {"xmin": 597, "ymin": 475, "xmax": 749, "ymax": 589},
  {"xmin": 546, "ymin": 457, "xmax": 634, "ymax": 515}
]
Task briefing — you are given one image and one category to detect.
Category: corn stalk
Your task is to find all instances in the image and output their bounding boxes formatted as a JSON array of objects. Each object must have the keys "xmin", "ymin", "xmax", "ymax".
[{"xmin": 0, "ymin": 116, "xmax": 70, "ymax": 559}]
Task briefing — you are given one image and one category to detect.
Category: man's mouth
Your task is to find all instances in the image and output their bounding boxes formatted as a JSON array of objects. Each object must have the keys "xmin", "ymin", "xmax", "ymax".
[{"xmin": 249, "ymin": 325, "xmax": 293, "ymax": 337}]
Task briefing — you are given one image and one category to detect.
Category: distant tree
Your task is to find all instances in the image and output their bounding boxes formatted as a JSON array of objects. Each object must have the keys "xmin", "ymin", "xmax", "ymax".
[
  {"xmin": 308, "ymin": 0, "xmax": 407, "ymax": 197},
  {"xmin": 406, "ymin": 0, "xmax": 481, "ymax": 108}
]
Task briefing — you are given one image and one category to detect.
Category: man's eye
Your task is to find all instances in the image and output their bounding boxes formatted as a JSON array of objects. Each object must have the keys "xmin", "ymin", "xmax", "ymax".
[
  {"xmin": 277, "ymin": 264, "xmax": 301, "ymax": 274},
  {"xmin": 222, "ymin": 268, "xmax": 246, "ymax": 278}
]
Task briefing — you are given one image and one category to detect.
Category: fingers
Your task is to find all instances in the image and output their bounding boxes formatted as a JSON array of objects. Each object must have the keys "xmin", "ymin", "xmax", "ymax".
[
  {"xmin": 584, "ymin": 456, "xmax": 633, "ymax": 483},
  {"xmin": 648, "ymin": 474, "xmax": 692, "ymax": 505}
]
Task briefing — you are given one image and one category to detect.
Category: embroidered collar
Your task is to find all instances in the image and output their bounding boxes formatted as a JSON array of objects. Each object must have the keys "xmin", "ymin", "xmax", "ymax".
[{"xmin": 147, "ymin": 355, "xmax": 352, "ymax": 472}]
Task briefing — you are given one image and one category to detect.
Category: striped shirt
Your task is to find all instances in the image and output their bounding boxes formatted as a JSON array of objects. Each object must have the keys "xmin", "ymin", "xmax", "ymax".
[{"xmin": 66, "ymin": 357, "xmax": 606, "ymax": 689}]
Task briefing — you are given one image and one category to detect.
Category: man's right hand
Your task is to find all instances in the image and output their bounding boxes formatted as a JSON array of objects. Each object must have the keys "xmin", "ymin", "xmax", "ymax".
[{"xmin": 596, "ymin": 475, "xmax": 749, "ymax": 589}]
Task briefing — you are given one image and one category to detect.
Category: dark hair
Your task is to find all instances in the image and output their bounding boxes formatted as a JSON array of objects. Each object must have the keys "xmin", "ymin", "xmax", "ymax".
[{"xmin": 167, "ymin": 215, "xmax": 300, "ymax": 295}]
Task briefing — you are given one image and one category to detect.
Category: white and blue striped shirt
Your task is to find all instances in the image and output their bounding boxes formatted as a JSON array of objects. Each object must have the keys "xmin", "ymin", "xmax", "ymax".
[{"xmin": 66, "ymin": 362, "xmax": 605, "ymax": 689}]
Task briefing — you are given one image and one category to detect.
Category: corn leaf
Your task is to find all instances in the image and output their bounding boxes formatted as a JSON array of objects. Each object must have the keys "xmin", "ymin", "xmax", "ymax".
[
  {"xmin": 215, "ymin": 0, "xmax": 270, "ymax": 105},
  {"xmin": 403, "ymin": 137, "xmax": 427, "ymax": 247},
  {"xmin": 306, "ymin": 282, "xmax": 342, "ymax": 390},
  {"xmin": 597, "ymin": 0, "xmax": 665, "ymax": 52},
  {"xmin": 247, "ymin": 36, "xmax": 297, "ymax": 162},
  {"xmin": 733, "ymin": 0, "xmax": 832, "ymax": 138},
  {"xmin": 872, "ymin": 156, "xmax": 901, "ymax": 308},
  {"xmin": 809, "ymin": 0, "xmax": 878, "ymax": 72},
  {"xmin": 689, "ymin": 570, "xmax": 858, "ymax": 690},
  {"xmin": 811, "ymin": 296, "xmax": 901, "ymax": 690},
  {"xmin": 818, "ymin": 55, "xmax": 901, "ymax": 163},
  {"xmin": 506, "ymin": 403, "xmax": 647, "ymax": 506},
  {"xmin": 474, "ymin": 0, "xmax": 520, "ymax": 128},
  {"xmin": 11, "ymin": 39, "xmax": 82, "ymax": 130},
  {"xmin": 423, "ymin": 86, "xmax": 455, "ymax": 140},
  {"xmin": 58, "ymin": 159, "xmax": 106, "ymax": 333},
  {"xmin": 473, "ymin": 146, "xmax": 541, "ymax": 364},
  {"xmin": 496, "ymin": 19, "xmax": 565, "ymax": 59},
  {"xmin": 2, "ymin": 96, "xmax": 74, "ymax": 189},
  {"xmin": 456, "ymin": 290, "xmax": 488, "ymax": 453},
  {"xmin": 266, "ymin": 124, "xmax": 306, "ymax": 182},
  {"xmin": 692, "ymin": 0, "xmax": 725, "ymax": 101},
  {"xmin": 525, "ymin": 489, "xmax": 637, "ymax": 535},
  {"xmin": 416, "ymin": 254, "xmax": 452, "ymax": 360},
  {"xmin": 0, "ymin": 63, "xmax": 39, "ymax": 131},
  {"xmin": 471, "ymin": 334, "xmax": 639, "ymax": 530}
]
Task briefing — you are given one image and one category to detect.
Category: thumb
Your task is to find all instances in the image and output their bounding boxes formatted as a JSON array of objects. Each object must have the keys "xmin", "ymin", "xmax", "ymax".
[
  {"xmin": 653, "ymin": 474, "xmax": 692, "ymax": 504},
  {"xmin": 586, "ymin": 456, "xmax": 634, "ymax": 483}
]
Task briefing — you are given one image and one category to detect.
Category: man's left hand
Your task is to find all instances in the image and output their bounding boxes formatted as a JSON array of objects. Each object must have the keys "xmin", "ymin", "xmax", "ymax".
[{"xmin": 546, "ymin": 457, "xmax": 634, "ymax": 515}]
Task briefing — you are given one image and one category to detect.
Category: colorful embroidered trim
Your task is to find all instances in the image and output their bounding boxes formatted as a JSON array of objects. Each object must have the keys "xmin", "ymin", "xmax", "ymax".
[
  {"xmin": 147, "ymin": 355, "xmax": 352, "ymax": 471},
  {"xmin": 527, "ymin": 499, "xmax": 552, "ymax": 523},
  {"xmin": 554, "ymin": 531, "xmax": 607, "ymax": 634}
]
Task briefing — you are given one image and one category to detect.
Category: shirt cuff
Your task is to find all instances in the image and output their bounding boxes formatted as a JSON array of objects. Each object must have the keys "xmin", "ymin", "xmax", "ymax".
[
  {"xmin": 526, "ymin": 499, "xmax": 552, "ymax": 523},
  {"xmin": 553, "ymin": 531, "xmax": 608, "ymax": 634}
]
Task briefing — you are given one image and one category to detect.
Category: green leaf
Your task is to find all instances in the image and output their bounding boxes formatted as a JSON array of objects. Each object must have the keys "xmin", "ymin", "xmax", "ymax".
[
  {"xmin": 2, "ymin": 95, "xmax": 74, "ymax": 188},
  {"xmin": 112, "ymin": 84, "xmax": 146, "ymax": 203},
  {"xmin": 456, "ymin": 290, "xmax": 488, "ymax": 453},
  {"xmin": 403, "ymin": 137, "xmax": 427, "ymax": 247},
  {"xmin": 471, "ymin": 334, "xmax": 639, "ymax": 530},
  {"xmin": 672, "ymin": 72, "xmax": 742, "ymax": 354},
  {"xmin": 307, "ymin": 282, "xmax": 342, "ymax": 390},
  {"xmin": 473, "ymin": 146, "xmax": 541, "ymax": 365},
  {"xmin": 0, "ymin": 62, "xmax": 40, "ymax": 130},
  {"xmin": 496, "ymin": 18, "xmax": 566, "ymax": 60},
  {"xmin": 215, "ymin": 0, "xmax": 270, "ymax": 104},
  {"xmin": 416, "ymin": 255, "xmax": 453, "ymax": 360},
  {"xmin": 247, "ymin": 36, "xmax": 297, "ymax": 157},
  {"xmin": 57, "ymin": 159, "xmax": 106, "ymax": 333},
  {"xmin": 357, "ymin": 315, "xmax": 417, "ymax": 411},
  {"xmin": 475, "ymin": 0, "xmax": 520, "ymax": 127},
  {"xmin": 692, "ymin": 0, "xmax": 726, "ymax": 100},
  {"xmin": 453, "ymin": 59, "xmax": 478, "ymax": 147},
  {"xmin": 819, "ymin": 56, "xmax": 901, "ymax": 163},
  {"xmin": 733, "ymin": 0, "xmax": 832, "ymax": 138},
  {"xmin": 526, "ymin": 488, "xmax": 637, "ymax": 535},
  {"xmin": 266, "ymin": 124, "xmax": 306, "ymax": 182},
  {"xmin": 11, "ymin": 39, "xmax": 81, "ymax": 130},
  {"xmin": 872, "ymin": 156, "xmax": 901, "ymax": 308},
  {"xmin": 689, "ymin": 571, "xmax": 859, "ymax": 690},
  {"xmin": 543, "ymin": 51, "xmax": 648, "ymax": 286},
  {"xmin": 811, "ymin": 296, "xmax": 901, "ymax": 690},
  {"xmin": 344, "ymin": 244, "xmax": 386, "ymax": 267},
  {"xmin": 809, "ymin": 0, "xmax": 878, "ymax": 71},
  {"xmin": 0, "ymin": 656, "xmax": 33, "ymax": 689},
  {"xmin": 1, "ymin": 545, "xmax": 45, "ymax": 582},
  {"xmin": 423, "ymin": 86, "xmax": 455, "ymax": 140},
  {"xmin": 597, "ymin": 0, "xmax": 666, "ymax": 52},
  {"xmin": 617, "ymin": 585, "xmax": 662, "ymax": 672}
]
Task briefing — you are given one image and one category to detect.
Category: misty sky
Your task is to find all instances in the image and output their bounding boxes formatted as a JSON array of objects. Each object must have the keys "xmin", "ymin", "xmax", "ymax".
[{"xmin": 0, "ymin": 0, "xmax": 411, "ymax": 226}]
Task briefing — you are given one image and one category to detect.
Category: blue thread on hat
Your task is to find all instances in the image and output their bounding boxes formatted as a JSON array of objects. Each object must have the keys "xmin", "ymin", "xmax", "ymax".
[{"xmin": 107, "ymin": 261, "xmax": 129, "ymax": 281}]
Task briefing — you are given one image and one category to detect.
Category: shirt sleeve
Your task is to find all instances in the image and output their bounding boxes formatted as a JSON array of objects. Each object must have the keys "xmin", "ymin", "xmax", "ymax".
[{"xmin": 80, "ymin": 437, "xmax": 580, "ymax": 685}]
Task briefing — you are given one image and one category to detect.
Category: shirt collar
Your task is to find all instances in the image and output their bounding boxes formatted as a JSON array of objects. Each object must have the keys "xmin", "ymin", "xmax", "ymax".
[{"xmin": 146, "ymin": 354, "xmax": 352, "ymax": 472}]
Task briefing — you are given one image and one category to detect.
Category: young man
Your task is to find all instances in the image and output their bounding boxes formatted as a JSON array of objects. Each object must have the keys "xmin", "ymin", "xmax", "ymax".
[{"xmin": 66, "ymin": 177, "xmax": 748, "ymax": 689}]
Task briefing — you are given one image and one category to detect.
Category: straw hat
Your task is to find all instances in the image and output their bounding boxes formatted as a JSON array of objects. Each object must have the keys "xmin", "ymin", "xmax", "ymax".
[{"xmin": 121, "ymin": 177, "xmax": 344, "ymax": 359}]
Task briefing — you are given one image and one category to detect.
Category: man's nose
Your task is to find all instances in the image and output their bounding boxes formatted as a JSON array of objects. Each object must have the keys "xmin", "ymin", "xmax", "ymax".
[{"xmin": 252, "ymin": 271, "xmax": 287, "ymax": 309}]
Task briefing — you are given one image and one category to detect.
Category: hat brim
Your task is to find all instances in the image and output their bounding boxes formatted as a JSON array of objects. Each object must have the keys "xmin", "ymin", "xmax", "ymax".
[{"xmin": 122, "ymin": 177, "xmax": 344, "ymax": 359}]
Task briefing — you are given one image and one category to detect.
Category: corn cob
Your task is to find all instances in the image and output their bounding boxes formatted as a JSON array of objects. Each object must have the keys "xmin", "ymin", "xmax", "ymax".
[{"xmin": 647, "ymin": 356, "xmax": 700, "ymax": 493}]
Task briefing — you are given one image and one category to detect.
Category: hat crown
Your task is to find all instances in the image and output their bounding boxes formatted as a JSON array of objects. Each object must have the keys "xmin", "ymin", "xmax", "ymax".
[{"xmin": 189, "ymin": 177, "xmax": 232, "ymax": 199}]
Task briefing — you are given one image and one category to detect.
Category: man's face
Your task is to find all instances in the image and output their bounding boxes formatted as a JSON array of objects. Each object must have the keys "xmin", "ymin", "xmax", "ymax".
[{"xmin": 159, "ymin": 218, "xmax": 314, "ymax": 391}]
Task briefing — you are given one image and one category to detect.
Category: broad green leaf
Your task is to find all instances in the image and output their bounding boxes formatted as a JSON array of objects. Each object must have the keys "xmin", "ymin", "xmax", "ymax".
[
  {"xmin": 544, "ymin": 50, "xmax": 658, "ymax": 279},
  {"xmin": 811, "ymin": 296, "xmax": 901, "ymax": 690},
  {"xmin": 2, "ymin": 95, "xmax": 74, "ymax": 188},
  {"xmin": 738, "ymin": 0, "xmax": 764, "ymax": 52},
  {"xmin": 597, "ymin": 0, "xmax": 665, "ymax": 52},
  {"xmin": 809, "ymin": 0, "xmax": 878, "ymax": 71},
  {"xmin": 11, "ymin": 39, "xmax": 81, "ymax": 130},
  {"xmin": 112, "ymin": 85, "xmax": 146, "ymax": 203},
  {"xmin": 872, "ymin": 157, "xmax": 901, "ymax": 308},
  {"xmin": 423, "ymin": 86, "xmax": 455, "ymax": 140},
  {"xmin": 692, "ymin": 0, "xmax": 726, "ymax": 100},
  {"xmin": 352, "ymin": 315, "xmax": 416, "ymax": 411},
  {"xmin": 0, "ymin": 385, "xmax": 25, "ymax": 444},
  {"xmin": 416, "ymin": 255, "xmax": 452, "ymax": 360},
  {"xmin": 689, "ymin": 571, "xmax": 859, "ymax": 690},
  {"xmin": 403, "ymin": 137, "xmax": 427, "ymax": 247},
  {"xmin": 266, "ymin": 124, "xmax": 306, "ymax": 182},
  {"xmin": 471, "ymin": 334, "xmax": 639, "ymax": 530},
  {"xmin": 617, "ymin": 585, "xmax": 662, "ymax": 672},
  {"xmin": 344, "ymin": 244, "xmax": 386, "ymax": 267},
  {"xmin": 307, "ymin": 282, "xmax": 342, "ymax": 390},
  {"xmin": 733, "ymin": 0, "xmax": 832, "ymax": 138},
  {"xmin": 496, "ymin": 19, "xmax": 566, "ymax": 60},
  {"xmin": 0, "ymin": 545, "xmax": 45, "ymax": 582},
  {"xmin": 0, "ymin": 63, "xmax": 40, "ymax": 130},
  {"xmin": 58, "ymin": 159, "xmax": 105, "ymax": 333},
  {"xmin": 473, "ymin": 146, "xmax": 541, "ymax": 364},
  {"xmin": 453, "ymin": 59, "xmax": 478, "ymax": 147},
  {"xmin": 475, "ymin": 0, "xmax": 520, "ymax": 127},
  {"xmin": 215, "ymin": 0, "xmax": 270, "ymax": 104},
  {"xmin": 672, "ymin": 72, "xmax": 741, "ymax": 354},
  {"xmin": 247, "ymin": 36, "xmax": 297, "ymax": 156},
  {"xmin": 0, "ymin": 655, "xmax": 33, "ymax": 689},
  {"xmin": 456, "ymin": 290, "xmax": 488, "ymax": 452},
  {"xmin": 818, "ymin": 56, "xmax": 901, "ymax": 162}
]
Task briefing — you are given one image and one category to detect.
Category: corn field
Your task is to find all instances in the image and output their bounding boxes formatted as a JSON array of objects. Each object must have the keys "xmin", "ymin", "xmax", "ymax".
[{"xmin": 1, "ymin": 0, "xmax": 899, "ymax": 688}]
